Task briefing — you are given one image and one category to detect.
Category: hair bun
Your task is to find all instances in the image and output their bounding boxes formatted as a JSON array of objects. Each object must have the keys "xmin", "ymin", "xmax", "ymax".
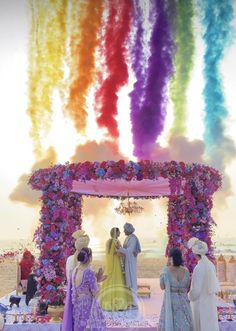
[{"xmin": 77, "ymin": 247, "xmax": 91, "ymax": 264}]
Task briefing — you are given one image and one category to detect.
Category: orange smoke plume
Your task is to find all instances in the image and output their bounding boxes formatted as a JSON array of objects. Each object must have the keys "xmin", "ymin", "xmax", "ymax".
[{"xmin": 66, "ymin": 0, "xmax": 104, "ymax": 133}]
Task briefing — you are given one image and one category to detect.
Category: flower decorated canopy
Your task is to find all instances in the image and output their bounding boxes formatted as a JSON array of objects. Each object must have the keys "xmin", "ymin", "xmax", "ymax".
[{"xmin": 29, "ymin": 160, "xmax": 221, "ymax": 304}]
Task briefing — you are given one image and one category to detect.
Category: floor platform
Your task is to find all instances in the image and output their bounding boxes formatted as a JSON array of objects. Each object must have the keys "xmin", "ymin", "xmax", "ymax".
[
  {"xmin": 105, "ymin": 279, "xmax": 161, "ymax": 329},
  {"xmin": 1, "ymin": 279, "xmax": 235, "ymax": 330},
  {"xmin": 0, "ymin": 279, "xmax": 161, "ymax": 330}
]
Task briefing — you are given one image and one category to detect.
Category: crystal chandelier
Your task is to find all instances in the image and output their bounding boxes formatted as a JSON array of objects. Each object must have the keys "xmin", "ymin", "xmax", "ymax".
[{"xmin": 115, "ymin": 195, "xmax": 144, "ymax": 216}]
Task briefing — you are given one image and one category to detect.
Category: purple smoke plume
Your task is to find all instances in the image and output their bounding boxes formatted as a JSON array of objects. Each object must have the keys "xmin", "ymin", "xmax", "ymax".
[
  {"xmin": 131, "ymin": 0, "xmax": 175, "ymax": 159},
  {"xmin": 129, "ymin": 1, "xmax": 146, "ymax": 117}
]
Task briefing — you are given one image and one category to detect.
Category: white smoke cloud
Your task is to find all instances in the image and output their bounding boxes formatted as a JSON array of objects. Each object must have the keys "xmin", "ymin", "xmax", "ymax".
[{"xmin": 9, "ymin": 147, "xmax": 57, "ymax": 206}]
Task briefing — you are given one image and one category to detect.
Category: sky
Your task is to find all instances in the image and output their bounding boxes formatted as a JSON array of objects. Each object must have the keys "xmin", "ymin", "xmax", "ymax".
[{"xmin": 0, "ymin": 0, "xmax": 236, "ymax": 251}]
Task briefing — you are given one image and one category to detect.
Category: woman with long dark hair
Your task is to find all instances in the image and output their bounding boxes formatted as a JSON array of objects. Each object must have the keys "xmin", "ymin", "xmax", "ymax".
[
  {"xmin": 158, "ymin": 247, "xmax": 193, "ymax": 331},
  {"xmin": 63, "ymin": 247, "xmax": 106, "ymax": 331}
]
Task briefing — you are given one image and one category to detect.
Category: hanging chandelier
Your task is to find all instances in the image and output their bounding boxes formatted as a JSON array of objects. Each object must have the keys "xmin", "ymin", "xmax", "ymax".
[{"xmin": 115, "ymin": 195, "xmax": 144, "ymax": 216}]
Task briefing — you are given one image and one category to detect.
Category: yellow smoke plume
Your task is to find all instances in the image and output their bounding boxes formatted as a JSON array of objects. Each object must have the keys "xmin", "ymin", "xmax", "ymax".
[{"xmin": 27, "ymin": 0, "xmax": 68, "ymax": 158}]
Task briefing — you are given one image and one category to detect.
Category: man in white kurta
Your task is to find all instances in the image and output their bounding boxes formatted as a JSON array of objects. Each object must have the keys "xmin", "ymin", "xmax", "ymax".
[
  {"xmin": 65, "ymin": 230, "xmax": 90, "ymax": 281},
  {"xmin": 118, "ymin": 223, "xmax": 141, "ymax": 308},
  {"xmin": 188, "ymin": 237, "xmax": 220, "ymax": 331}
]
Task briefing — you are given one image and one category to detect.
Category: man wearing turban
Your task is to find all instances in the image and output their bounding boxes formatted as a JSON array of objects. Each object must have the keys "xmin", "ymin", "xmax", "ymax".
[
  {"xmin": 65, "ymin": 230, "xmax": 90, "ymax": 280},
  {"xmin": 187, "ymin": 237, "xmax": 220, "ymax": 331},
  {"xmin": 117, "ymin": 222, "xmax": 141, "ymax": 308}
]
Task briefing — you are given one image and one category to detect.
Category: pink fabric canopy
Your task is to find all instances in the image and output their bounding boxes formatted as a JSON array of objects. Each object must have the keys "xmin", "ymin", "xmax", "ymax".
[{"xmin": 71, "ymin": 178, "xmax": 171, "ymax": 197}]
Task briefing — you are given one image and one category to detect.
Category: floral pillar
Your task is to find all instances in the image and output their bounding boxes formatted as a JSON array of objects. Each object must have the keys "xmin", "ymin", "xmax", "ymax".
[
  {"xmin": 166, "ymin": 195, "xmax": 187, "ymax": 255},
  {"xmin": 183, "ymin": 177, "xmax": 216, "ymax": 271},
  {"xmin": 34, "ymin": 189, "xmax": 82, "ymax": 304},
  {"xmin": 167, "ymin": 176, "xmax": 217, "ymax": 272}
]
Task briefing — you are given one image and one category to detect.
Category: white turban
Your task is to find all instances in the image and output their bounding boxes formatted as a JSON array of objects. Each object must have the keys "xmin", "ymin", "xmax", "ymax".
[
  {"xmin": 124, "ymin": 222, "xmax": 135, "ymax": 234},
  {"xmin": 72, "ymin": 229, "xmax": 86, "ymax": 239},
  {"xmin": 72, "ymin": 230, "xmax": 90, "ymax": 251},
  {"xmin": 188, "ymin": 237, "xmax": 208, "ymax": 255}
]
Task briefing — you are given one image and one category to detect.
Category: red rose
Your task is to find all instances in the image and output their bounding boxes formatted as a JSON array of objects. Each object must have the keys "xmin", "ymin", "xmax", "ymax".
[{"xmin": 191, "ymin": 218, "xmax": 197, "ymax": 224}]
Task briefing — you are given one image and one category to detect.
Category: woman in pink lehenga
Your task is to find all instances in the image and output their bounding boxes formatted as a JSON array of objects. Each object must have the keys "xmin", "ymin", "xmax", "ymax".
[{"xmin": 63, "ymin": 247, "xmax": 106, "ymax": 331}]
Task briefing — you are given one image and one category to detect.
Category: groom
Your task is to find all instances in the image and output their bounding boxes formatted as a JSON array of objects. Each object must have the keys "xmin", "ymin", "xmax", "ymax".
[{"xmin": 118, "ymin": 222, "xmax": 141, "ymax": 308}]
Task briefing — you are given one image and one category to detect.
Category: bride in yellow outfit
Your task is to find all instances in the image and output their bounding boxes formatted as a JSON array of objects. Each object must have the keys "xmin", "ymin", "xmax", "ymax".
[{"xmin": 99, "ymin": 227, "xmax": 133, "ymax": 311}]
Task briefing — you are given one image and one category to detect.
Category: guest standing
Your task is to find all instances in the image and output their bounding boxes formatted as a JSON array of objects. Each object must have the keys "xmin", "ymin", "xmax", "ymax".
[
  {"xmin": 19, "ymin": 250, "xmax": 35, "ymax": 294},
  {"xmin": 65, "ymin": 229, "xmax": 90, "ymax": 281},
  {"xmin": 158, "ymin": 248, "xmax": 193, "ymax": 331},
  {"xmin": 25, "ymin": 273, "xmax": 37, "ymax": 305},
  {"xmin": 100, "ymin": 227, "xmax": 132, "ymax": 310},
  {"xmin": 117, "ymin": 222, "xmax": 141, "ymax": 308},
  {"xmin": 188, "ymin": 237, "xmax": 220, "ymax": 331},
  {"xmin": 62, "ymin": 247, "xmax": 106, "ymax": 331}
]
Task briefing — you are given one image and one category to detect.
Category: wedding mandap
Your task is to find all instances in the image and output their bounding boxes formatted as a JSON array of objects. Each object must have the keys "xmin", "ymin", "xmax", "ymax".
[{"xmin": 28, "ymin": 160, "xmax": 221, "ymax": 306}]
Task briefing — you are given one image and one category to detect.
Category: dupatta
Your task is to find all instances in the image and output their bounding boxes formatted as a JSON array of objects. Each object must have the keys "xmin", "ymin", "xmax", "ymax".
[
  {"xmin": 62, "ymin": 274, "xmax": 73, "ymax": 331},
  {"xmin": 162, "ymin": 267, "xmax": 174, "ymax": 331}
]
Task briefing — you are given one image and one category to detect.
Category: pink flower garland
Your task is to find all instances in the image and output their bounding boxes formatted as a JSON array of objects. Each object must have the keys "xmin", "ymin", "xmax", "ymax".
[{"xmin": 0, "ymin": 250, "xmax": 20, "ymax": 263}]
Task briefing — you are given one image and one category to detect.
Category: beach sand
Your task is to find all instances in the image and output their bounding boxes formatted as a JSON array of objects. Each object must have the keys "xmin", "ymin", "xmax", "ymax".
[
  {"xmin": 1, "ymin": 255, "xmax": 235, "ymax": 298},
  {"xmin": 0, "ymin": 259, "xmax": 18, "ymax": 297},
  {"xmin": 92, "ymin": 256, "xmax": 166, "ymax": 278},
  {"xmin": 0, "ymin": 256, "xmax": 166, "ymax": 297}
]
